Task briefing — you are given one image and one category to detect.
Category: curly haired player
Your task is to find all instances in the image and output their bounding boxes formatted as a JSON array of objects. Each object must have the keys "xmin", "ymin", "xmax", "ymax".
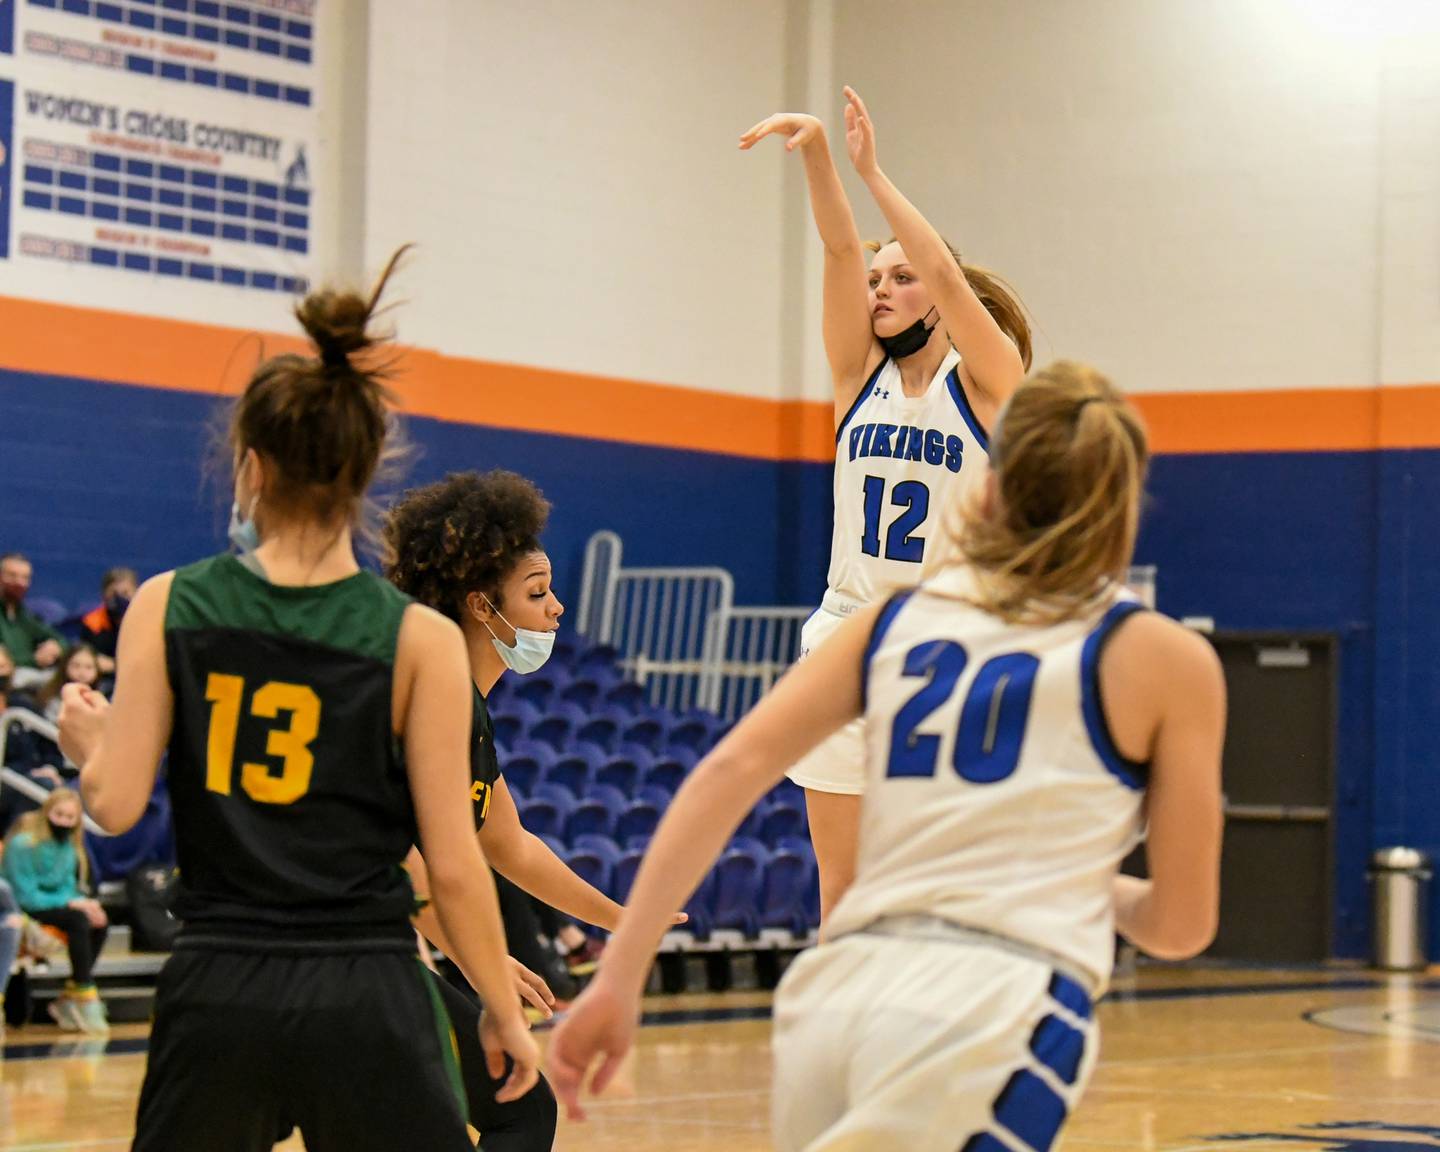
[{"xmin": 386, "ymin": 468, "xmax": 683, "ymax": 1152}]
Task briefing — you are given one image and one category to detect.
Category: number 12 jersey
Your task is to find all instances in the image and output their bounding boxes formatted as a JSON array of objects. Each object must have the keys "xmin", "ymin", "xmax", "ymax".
[{"xmin": 829, "ymin": 348, "xmax": 991, "ymax": 604}]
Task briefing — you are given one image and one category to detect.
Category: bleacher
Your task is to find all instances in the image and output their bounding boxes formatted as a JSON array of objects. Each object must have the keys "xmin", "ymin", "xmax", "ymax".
[{"xmin": 491, "ymin": 631, "xmax": 822, "ymax": 979}]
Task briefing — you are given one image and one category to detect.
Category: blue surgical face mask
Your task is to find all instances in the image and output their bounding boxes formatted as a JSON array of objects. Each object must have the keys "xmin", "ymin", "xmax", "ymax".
[
  {"xmin": 228, "ymin": 497, "xmax": 260, "ymax": 555},
  {"xmin": 480, "ymin": 594, "xmax": 555, "ymax": 675}
]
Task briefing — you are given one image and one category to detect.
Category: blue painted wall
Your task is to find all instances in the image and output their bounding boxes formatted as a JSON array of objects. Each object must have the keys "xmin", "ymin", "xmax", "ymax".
[{"xmin": 6, "ymin": 370, "xmax": 1437, "ymax": 959}]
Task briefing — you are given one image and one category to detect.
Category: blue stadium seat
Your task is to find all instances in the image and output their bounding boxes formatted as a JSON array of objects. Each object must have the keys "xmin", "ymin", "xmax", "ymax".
[
  {"xmin": 545, "ymin": 745, "xmax": 604, "ymax": 797},
  {"xmin": 501, "ymin": 743, "xmax": 555, "ymax": 794},
  {"xmin": 575, "ymin": 715, "xmax": 621, "ymax": 754},
  {"xmin": 666, "ymin": 712, "xmax": 718, "ymax": 753},
  {"xmin": 615, "ymin": 800, "xmax": 661, "ymax": 844},
  {"xmin": 760, "ymin": 802, "xmax": 806, "ymax": 844},
  {"xmin": 576, "ymin": 644, "xmax": 621, "ymax": 674},
  {"xmin": 517, "ymin": 798, "xmax": 565, "ymax": 840},
  {"xmin": 712, "ymin": 843, "xmax": 767, "ymax": 936},
  {"xmin": 602, "ymin": 680, "xmax": 648, "ymax": 715},
  {"xmin": 558, "ymin": 667, "xmax": 620, "ymax": 709},
  {"xmin": 683, "ymin": 870, "xmax": 717, "ymax": 940},
  {"xmin": 736, "ymin": 805, "xmax": 767, "ymax": 842},
  {"xmin": 515, "ymin": 669, "xmax": 567, "ymax": 709},
  {"xmin": 509, "ymin": 738, "xmax": 559, "ymax": 767},
  {"xmin": 761, "ymin": 847, "xmax": 813, "ymax": 936},
  {"xmin": 641, "ymin": 757, "xmax": 687, "ymax": 795},
  {"xmin": 529, "ymin": 701, "xmax": 589, "ymax": 751},
  {"xmin": 532, "ymin": 781, "xmax": 579, "ymax": 813},
  {"xmin": 635, "ymin": 785, "xmax": 672, "ymax": 809},
  {"xmin": 491, "ymin": 697, "xmax": 543, "ymax": 748},
  {"xmin": 565, "ymin": 845, "xmax": 612, "ymax": 897},
  {"xmin": 571, "ymin": 833, "xmax": 623, "ymax": 865},
  {"xmin": 620, "ymin": 715, "xmax": 668, "ymax": 753},
  {"xmin": 565, "ymin": 784, "xmax": 628, "ymax": 841},
  {"xmin": 594, "ymin": 755, "xmax": 642, "ymax": 794}
]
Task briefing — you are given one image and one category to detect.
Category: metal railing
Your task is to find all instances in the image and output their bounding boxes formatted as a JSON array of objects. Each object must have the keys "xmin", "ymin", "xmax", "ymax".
[
  {"xmin": 602, "ymin": 564, "xmax": 735, "ymax": 714},
  {"xmin": 576, "ymin": 530, "xmax": 624, "ymax": 640},
  {"xmin": 576, "ymin": 531, "xmax": 820, "ymax": 721},
  {"xmin": 0, "ymin": 708, "xmax": 111, "ymax": 836},
  {"xmin": 699, "ymin": 606, "xmax": 812, "ymax": 722}
]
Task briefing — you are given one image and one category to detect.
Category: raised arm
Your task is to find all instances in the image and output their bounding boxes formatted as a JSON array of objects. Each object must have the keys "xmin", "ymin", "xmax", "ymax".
[
  {"xmin": 843, "ymin": 87, "xmax": 1025, "ymax": 407},
  {"xmin": 740, "ymin": 112, "xmax": 880, "ymax": 419},
  {"xmin": 62, "ymin": 572, "xmax": 175, "ymax": 834},
  {"xmin": 547, "ymin": 602, "xmax": 883, "ymax": 1119}
]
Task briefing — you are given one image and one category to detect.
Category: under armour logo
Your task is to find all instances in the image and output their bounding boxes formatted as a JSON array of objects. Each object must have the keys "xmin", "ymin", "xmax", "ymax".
[{"xmin": 874, "ymin": 387, "xmax": 890, "ymax": 399}]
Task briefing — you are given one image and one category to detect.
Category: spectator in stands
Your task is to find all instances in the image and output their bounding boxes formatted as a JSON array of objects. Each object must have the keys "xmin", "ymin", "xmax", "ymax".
[
  {"xmin": 1, "ymin": 788, "xmax": 109, "ymax": 1033},
  {"xmin": 35, "ymin": 645, "xmax": 103, "ymax": 725},
  {"xmin": 79, "ymin": 568, "xmax": 137, "ymax": 677},
  {"xmin": 0, "ymin": 554, "xmax": 63, "ymax": 690},
  {"xmin": 0, "ymin": 643, "xmax": 13, "ymax": 705},
  {"xmin": 0, "ymin": 878, "xmax": 20, "ymax": 1044},
  {"xmin": 0, "ymin": 644, "xmax": 67, "ymax": 835}
]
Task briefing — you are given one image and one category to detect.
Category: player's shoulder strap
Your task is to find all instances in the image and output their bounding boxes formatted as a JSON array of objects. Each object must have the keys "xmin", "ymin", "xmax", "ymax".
[{"xmin": 166, "ymin": 553, "xmax": 412, "ymax": 667}]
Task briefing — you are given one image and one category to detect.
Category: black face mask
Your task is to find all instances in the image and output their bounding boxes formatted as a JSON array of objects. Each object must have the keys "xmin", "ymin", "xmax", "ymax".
[
  {"xmin": 106, "ymin": 593, "xmax": 131, "ymax": 622},
  {"xmin": 49, "ymin": 820, "xmax": 75, "ymax": 842},
  {"xmin": 0, "ymin": 673, "xmax": 10, "ymax": 693},
  {"xmin": 877, "ymin": 306, "xmax": 939, "ymax": 360}
]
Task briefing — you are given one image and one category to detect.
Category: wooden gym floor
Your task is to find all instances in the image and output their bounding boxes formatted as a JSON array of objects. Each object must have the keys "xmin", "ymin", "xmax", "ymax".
[{"xmin": 3, "ymin": 964, "xmax": 1439, "ymax": 1150}]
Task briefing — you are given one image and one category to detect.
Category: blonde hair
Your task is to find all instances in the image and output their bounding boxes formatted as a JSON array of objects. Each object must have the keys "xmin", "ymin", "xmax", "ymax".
[
  {"xmin": 6, "ymin": 788, "xmax": 90, "ymax": 890},
  {"xmin": 865, "ymin": 238, "xmax": 1033, "ymax": 370},
  {"xmin": 954, "ymin": 361, "xmax": 1149, "ymax": 626}
]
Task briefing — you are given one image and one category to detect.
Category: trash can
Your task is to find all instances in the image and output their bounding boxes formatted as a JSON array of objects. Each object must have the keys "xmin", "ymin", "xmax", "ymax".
[{"xmin": 1369, "ymin": 847, "xmax": 1431, "ymax": 971}]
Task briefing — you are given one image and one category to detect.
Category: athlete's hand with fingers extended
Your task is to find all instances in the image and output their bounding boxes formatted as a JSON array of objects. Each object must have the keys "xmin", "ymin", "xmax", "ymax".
[
  {"xmin": 480, "ymin": 1007, "xmax": 541, "ymax": 1103},
  {"xmin": 546, "ymin": 975, "xmax": 636, "ymax": 1121},
  {"xmin": 843, "ymin": 86, "xmax": 879, "ymax": 177},
  {"xmin": 57, "ymin": 681, "xmax": 109, "ymax": 766},
  {"xmin": 508, "ymin": 956, "xmax": 557, "ymax": 1019},
  {"xmin": 739, "ymin": 112, "xmax": 825, "ymax": 153}
]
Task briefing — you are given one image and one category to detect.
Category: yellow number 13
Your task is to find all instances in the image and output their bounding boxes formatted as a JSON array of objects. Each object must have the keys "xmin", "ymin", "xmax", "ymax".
[{"xmin": 205, "ymin": 674, "xmax": 321, "ymax": 805}]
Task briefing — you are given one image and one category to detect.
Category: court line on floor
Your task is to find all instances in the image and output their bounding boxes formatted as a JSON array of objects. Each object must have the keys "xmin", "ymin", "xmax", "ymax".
[
  {"xmin": 1101, "ymin": 1038, "xmax": 1391, "ymax": 1068},
  {"xmin": 5, "ymin": 978, "xmax": 1435, "ymax": 1063},
  {"xmin": 1089, "ymin": 1081, "xmax": 1440, "ymax": 1107}
]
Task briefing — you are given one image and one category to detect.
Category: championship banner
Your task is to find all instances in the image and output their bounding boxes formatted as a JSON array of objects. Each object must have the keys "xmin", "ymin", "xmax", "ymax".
[{"xmin": 0, "ymin": 0, "xmax": 318, "ymax": 327}]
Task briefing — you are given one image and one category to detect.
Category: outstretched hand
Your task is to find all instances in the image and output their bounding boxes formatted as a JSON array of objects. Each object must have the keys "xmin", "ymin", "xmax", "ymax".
[
  {"xmin": 739, "ymin": 112, "xmax": 825, "ymax": 153},
  {"xmin": 843, "ymin": 86, "xmax": 879, "ymax": 177},
  {"xmin": 548, "ymin": 976, "xmax": 638, "ymax": 1121}
]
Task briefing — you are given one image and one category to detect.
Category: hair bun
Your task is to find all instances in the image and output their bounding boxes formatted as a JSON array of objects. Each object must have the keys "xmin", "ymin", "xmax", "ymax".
[{"xmin": 295, "ymin": 288, "xmax": 375, "ymax": 369}]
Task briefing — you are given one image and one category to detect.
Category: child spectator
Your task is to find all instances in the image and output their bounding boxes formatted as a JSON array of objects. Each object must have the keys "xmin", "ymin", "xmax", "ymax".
[
  {"xmin": 1, "ymin": 788, "xmax": 109, "ymax": 1033},
  {"xmin": 35, "ymin": 646, "xmax": 102, "ymax": 725}
]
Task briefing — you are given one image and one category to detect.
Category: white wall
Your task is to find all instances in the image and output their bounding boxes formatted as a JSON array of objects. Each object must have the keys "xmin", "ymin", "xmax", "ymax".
[
  {"xmin": 358, "ymin": 0, "xmax": 1440, "ymax": 405},
  {"xmin": 828, "ymin": 0, "xmax": 1428, "ymax": 398},
  {"xmin": 363, "ymin": 0, "xmax": 793, "ymax": 399}
]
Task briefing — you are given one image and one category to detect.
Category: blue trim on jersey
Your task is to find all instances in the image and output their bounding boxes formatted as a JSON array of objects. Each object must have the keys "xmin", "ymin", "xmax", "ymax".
[
  {"xmin": 861, "ymin": 589, "xmax": 915, "ymax": 711},
  {"xmin": 835, "ymin": 359, "xmax": 891, "ymax": 446},
  {"xmin": 1079, "ymin": 602, "xmax": 1150, "ymax": 792},
  {"xmin": 1048, "ymin": 971, "xmax": 1094, "ymax": 1020},
  {"xmin": 946, "ymin": 367, "xmax": 991, "ymax": 454},
  {"xmin": 1029, "ymin": 1014, "xmax": 1086, "ymax": 1085},
  {"xmin": 993, "ymin": 1069, "xmax": 1067, "ymax": 1151}
]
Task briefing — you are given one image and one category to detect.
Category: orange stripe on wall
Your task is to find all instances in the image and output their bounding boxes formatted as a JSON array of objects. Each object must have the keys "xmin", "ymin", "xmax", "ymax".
[{"xmin": 2, "ymin": 296, "xmax": 1438, "ymax": 458}]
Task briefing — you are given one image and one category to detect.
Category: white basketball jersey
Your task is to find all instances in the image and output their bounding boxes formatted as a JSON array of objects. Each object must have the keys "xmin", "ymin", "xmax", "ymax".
[
  {"xmin": 827, "ymin": 349, "xmax": 990, "ymax": 604},
  {"xmin": 827, "ymin": 567, "xmax": 1148, "ymax": 989}
]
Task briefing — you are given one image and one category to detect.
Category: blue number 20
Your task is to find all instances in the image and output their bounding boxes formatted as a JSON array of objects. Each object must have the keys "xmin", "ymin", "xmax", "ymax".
[
  {"xmin": 886, "ymin": 640, "xmax": 1040, "ymax": 783},
  {"xmin": 861, "ymin": 477, "xmax": 930, "ymax": 563}
]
